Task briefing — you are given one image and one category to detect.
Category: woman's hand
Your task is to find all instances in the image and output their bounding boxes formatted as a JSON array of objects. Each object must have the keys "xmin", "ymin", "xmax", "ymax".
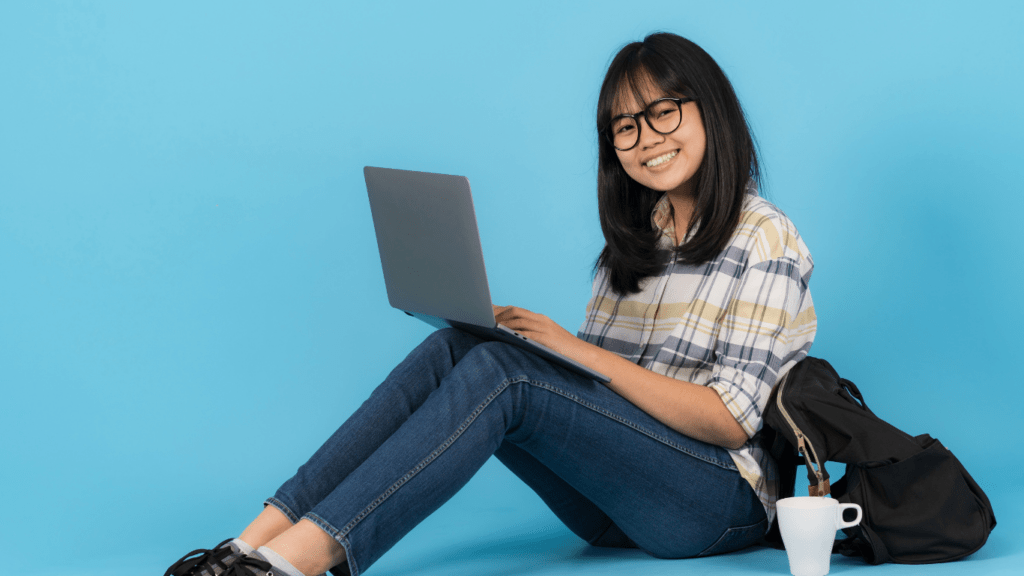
[{"xmin": 492, "ymin": 305, "xmax": 579, "ymax": 357}]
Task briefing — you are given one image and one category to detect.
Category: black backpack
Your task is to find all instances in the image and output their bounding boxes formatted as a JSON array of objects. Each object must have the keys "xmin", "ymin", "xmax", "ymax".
[{"xmin": 761, "ymin": 357, "xmax": 996, "ymax": 564}]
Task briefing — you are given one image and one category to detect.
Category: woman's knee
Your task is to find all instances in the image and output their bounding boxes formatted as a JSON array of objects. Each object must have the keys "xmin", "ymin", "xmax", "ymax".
[
  {"xmin": 372, "ymin": 329, "xmax": 481, "ymax": 403},
  {"xmin": 408, "ymin": 328, "xmax": 481, "ymax": 367},
  {"xmin": 456, "ymin": 340, "xmax": 533, "ymax": 381},
  {"xmin": 430, "ymin": 341, "xmax": 537, "ymax": 408},
  {"xmin": 436, "ymin": 327, "xmax": 485, "ymax": 351},
  {"xmin": 422, "ymin": 327, "xmax": 473, "ymax": 350}
]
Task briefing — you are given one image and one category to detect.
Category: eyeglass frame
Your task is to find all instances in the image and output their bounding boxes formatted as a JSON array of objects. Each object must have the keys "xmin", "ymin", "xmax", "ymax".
[{"xmin": 602, "ymin": 96, "xmax": 697, "ymax": 151}]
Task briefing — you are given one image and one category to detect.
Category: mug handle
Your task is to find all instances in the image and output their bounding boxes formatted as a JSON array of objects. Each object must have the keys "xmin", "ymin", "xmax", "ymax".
[{"xmin": 836, "ymin": 503, "xmax": 863, "ymax": 530}]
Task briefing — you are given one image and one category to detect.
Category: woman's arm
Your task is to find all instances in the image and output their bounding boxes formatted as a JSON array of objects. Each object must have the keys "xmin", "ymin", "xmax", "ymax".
[{"xmin": 493, "ymin": 305, "xmax": 749, "ymax": 450}]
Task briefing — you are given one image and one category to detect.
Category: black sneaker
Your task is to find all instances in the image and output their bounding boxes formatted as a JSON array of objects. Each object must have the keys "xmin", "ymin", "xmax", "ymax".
[
  {"xmin": 213, "ymin": 554, "xmax": 275, "ymax": 576},
  {"xmin": 164, "ymin": 538, "xmax": 249, "ymax": 576},
  {"xmin": 224, "ymin": 550, "xmax": 328, "ymax": 576}
]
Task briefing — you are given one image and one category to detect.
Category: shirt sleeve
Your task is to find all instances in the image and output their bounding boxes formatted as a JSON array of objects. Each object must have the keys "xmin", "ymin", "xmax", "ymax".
[{"xmin": 705, "ymin": 256, "xmax": 816, "ymax": 439}]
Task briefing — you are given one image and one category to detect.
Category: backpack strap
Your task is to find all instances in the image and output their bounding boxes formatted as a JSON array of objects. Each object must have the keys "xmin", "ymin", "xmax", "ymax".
[{"xmin": 798, "ymin": 435, "xmax": 831, "ymax": 496}]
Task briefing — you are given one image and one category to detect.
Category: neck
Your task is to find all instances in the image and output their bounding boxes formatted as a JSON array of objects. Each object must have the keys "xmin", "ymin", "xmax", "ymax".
[{"xmin": 666, "ymin": 189, "xmax": 696, "ymax": 245}]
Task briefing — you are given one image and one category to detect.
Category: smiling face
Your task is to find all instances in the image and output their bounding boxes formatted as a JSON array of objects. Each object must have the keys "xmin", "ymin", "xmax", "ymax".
[{"xmin": 612, "ymin": 80, "xmax": 706, "ymax": 200}]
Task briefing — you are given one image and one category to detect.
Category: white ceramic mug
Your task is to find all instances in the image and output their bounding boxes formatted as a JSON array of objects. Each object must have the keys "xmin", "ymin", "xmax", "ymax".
[{"xmin": 776, "ymin": 497, "xmax": 862, "ymax": 576}]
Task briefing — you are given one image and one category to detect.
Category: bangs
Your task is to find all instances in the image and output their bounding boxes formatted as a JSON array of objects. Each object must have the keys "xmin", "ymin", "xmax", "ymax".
[{"xmin": 599, "ymin": 42, "xmax": 692, "ymax": 128}]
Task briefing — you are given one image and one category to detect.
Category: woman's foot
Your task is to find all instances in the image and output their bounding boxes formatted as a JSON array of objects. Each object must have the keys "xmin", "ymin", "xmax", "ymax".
[
  {"xmin": 203, "ymin": 553, "xmax": 275, "ymax": 576},
  {"xmin": 164, "ymin": 538, "xmax": 251, "ymax": 576}
]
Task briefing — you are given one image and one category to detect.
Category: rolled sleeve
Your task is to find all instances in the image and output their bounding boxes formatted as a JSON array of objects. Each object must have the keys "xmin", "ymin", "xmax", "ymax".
[{"xmin": 706, "ymin": 257, "xmax": 815, "ymax": 438}]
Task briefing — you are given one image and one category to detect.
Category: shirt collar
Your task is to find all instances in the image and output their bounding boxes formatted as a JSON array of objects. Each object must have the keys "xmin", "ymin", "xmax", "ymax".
[
  {"xmin": 650, "ymin": 194, "xmax": 699, "ymax": 247},
  {"xmin": 649, "ymin": 181, "xmax": 759, "ymax": 246},
  {"xmin": 651, "ymin": 194, "xmax": 675, "ymax": 240}
]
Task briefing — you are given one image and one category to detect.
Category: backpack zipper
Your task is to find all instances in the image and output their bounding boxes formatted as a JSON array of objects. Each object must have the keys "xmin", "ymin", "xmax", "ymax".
[{"xmin": 775, "ymin": 373, "xmax": 830, "ymax": 496}]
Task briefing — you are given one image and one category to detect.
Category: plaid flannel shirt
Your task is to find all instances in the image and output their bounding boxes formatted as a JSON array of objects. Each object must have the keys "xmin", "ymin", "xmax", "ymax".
[{"xmin": 577, "ymin": 189, "xmax": 817, "ymax": 525}]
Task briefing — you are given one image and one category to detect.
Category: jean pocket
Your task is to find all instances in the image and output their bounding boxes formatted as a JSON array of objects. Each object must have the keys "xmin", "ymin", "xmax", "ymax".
[{"xmin": 697, "ymin": 517, "xmax": 768, "ymax": 557}]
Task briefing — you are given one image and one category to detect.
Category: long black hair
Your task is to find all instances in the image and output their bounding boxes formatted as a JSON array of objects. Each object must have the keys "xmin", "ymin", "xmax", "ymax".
[{"xmin": 596, "ymin": 32, "xmax": 760, "ymax": 294}]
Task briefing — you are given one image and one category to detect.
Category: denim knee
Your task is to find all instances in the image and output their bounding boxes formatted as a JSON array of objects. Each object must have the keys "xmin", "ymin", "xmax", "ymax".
[
  {"xmin": 418, "ymin": 328, "xmax": 481, "ymax": 362},
  {"xmin": 423, "ymin": 327, "xmax": 463, "ymax": 345},
  {"xmin": 450, "ymin": 341, "xmax": 535, "ymax": 387},
  {"xmin": 418, "ymin": 327, "xmax": 465, "ymax": 355}
]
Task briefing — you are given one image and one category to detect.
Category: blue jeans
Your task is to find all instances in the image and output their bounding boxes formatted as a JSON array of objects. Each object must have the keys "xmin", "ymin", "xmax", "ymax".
[{"xmin": 267, "ymin": 329, "xmax": 767, "ymax": 576}]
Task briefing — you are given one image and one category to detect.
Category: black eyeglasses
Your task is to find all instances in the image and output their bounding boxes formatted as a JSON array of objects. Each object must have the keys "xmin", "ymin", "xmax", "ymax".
[{"xmin": 603, "ymin": 97, "xmax": 695, "ymax": 151}]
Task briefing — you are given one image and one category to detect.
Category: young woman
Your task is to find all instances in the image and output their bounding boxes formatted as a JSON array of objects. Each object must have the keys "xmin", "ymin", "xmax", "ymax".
[{"xmin": 166, "ymin": 32, "xmax": 816, "ymax": 576}]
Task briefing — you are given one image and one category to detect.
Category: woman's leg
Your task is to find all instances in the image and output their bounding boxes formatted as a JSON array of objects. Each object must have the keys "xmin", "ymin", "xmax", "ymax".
[
  {"xmin": 247, "ymin": 428, "xmax": 638, "ymax": 575},
  {"xmin": 230, "ymin": 329, "xmax": 484, "ymax": 554},
  {"xmin": 238, "ymin": 506, "xmax": 295, "ymax": 549},
  {"xmin": 491, "ymin": 373, "xmax": 767, "ymax": 559},
  {"xmin": 277, "ymin": 340, "xmax": 765, "ymax": 576},
  {"xmin": 262, "ymin": 519, "xmax": 347, "ymax": 576},
  {"xmin": 492, "ymin": 441, "xmax": 636, "ymax": 549}
]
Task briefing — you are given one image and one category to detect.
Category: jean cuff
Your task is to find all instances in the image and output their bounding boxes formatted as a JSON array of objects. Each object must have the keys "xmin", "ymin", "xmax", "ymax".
[
  {"xmin": 264, "ymin": 496, "xmax": 301, "ymax": 525},
  {"xmin": 305, "ymin": 512, "xmax": 357, "ymax": 576}
]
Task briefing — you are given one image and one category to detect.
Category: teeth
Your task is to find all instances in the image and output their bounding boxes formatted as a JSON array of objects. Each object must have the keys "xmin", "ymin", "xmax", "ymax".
[{"xmin": 646, "ymin": 150, "xmax": 677, "ymax": 167}]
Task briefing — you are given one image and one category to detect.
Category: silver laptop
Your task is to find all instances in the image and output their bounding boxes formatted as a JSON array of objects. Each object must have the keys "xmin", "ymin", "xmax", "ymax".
[{"xmin": 363, "ymin": 166, "xmax": 610, "ymax": 383}]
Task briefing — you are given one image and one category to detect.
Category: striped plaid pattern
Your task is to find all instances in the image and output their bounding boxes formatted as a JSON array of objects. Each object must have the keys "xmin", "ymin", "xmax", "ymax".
[{"xmin": 577, "ymin": 189, "xmax": 816, "ymax": 525}]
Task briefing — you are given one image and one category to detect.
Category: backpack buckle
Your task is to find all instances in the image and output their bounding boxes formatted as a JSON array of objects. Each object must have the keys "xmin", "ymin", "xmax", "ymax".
[{"xmin": 808, "ymin": 478, "xmax": 831, "ymax": 497}]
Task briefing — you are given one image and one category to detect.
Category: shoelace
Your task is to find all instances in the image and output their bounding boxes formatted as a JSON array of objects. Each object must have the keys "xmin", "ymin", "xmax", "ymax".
[
  {"xmin": 221, "ymin": 555, "xmax": 274, "ymax": 576},
  {"xmin": 164, "ymin": 539, "xmax": 237, "ymax": 576}
]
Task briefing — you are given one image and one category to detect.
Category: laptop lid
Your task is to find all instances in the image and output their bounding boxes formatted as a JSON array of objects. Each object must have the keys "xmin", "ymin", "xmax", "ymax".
[{"xmin": 363, "ymin": 166, "xmax": 497, "ymax": 328}]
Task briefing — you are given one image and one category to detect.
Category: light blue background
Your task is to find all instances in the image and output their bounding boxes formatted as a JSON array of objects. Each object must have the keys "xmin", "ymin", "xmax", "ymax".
[{"xmin": 2, "ymin": 2, "xmax": 1022, "ymax": 575}]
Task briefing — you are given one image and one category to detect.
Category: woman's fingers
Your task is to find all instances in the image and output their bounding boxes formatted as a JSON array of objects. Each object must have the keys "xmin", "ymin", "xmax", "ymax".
[
  {"xmin": 493, "ymin": 305, "xmax": 543, "ymax": 333},
  {"xmin": 492, "ymin": 305, "xmax": 575, "ymax": 354},
  {"xmin": 494, "ymin": 305, "xmax": 529, "ymax": 321}
]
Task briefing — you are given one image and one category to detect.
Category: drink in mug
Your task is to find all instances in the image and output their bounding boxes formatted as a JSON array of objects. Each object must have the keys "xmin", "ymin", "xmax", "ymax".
[{"xmin": 776, "ymin": 497, "xmax": 863, "ymax": 576}]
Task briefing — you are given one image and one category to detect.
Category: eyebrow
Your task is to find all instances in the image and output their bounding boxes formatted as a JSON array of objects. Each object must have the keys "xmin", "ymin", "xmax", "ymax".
[
  {"xmin": 611, "ymin": 98, "xmax": 641, "ymax": 117},
  {"xmin": 612, "ymin": 95, "xmax": 669, "ymax": 117}
]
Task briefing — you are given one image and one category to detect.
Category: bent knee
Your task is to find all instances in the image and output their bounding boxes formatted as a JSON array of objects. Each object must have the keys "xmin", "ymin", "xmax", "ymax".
[
  {"xmin": 460, "ymin": 340, "xmax": 538, "ymax": 377},
  {"xmin": 424, "ymin": 327, "xmax": 475, "ymax": 348},
  {"xmin": 418, "ymin": 328, "xmax": 482, "ymax": 358}
]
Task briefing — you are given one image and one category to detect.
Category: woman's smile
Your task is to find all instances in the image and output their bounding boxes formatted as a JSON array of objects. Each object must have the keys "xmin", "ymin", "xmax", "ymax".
[{"xmin": 644, "ymin": 149, "xmax": 679, "ymax": 168}]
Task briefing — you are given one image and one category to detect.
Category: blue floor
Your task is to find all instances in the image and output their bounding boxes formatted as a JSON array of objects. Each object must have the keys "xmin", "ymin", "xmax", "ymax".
[{"xmin": 25, "ymin": 464, "xmax": 1022, "ymax": 576}]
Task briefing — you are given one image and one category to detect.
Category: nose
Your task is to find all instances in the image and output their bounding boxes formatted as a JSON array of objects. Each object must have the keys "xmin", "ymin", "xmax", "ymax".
[{"xmin": 638, "ymin": 115, "xmax": 665, "ymax": 149}]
